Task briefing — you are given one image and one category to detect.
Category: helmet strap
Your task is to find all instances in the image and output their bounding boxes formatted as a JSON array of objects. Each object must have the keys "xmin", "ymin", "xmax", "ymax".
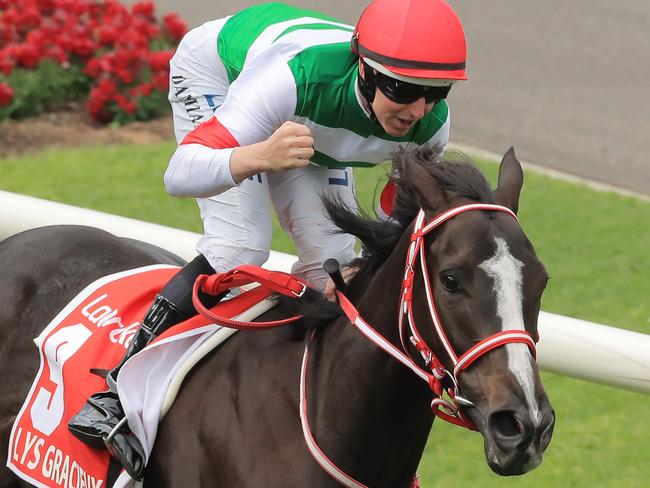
[{"xmin": 358, "ymin": 60, "xmax": 377, "ymax": 120}]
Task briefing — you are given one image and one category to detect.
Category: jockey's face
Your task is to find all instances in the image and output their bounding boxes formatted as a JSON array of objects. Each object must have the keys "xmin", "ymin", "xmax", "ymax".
[
  {"xmin": 372, "ymin": 89, "xmax": 435, "ymax": 137},
  {"xmin": 358, "ymin": 61, "xmax": 436, "ymax": 137}
]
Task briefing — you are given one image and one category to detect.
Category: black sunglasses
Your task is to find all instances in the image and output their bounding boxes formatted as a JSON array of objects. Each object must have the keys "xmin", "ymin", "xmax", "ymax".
[{"xmin": 370, "ymin": 66, "xmax": 451, "ymax": 105}]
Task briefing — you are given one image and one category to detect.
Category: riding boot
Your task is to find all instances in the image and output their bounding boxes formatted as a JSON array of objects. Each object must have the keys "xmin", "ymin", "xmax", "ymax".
[
  {"xmin": 67, "ymin": 254, "xmax": 220, "ymax": 480},
  {"xmin": 67, "ymin": 295, "xmax": 185, "ymax": 480}
]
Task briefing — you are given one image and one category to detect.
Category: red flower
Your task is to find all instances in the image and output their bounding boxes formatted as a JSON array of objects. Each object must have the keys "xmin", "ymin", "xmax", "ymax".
[
  {"xmin": 35, "ymin": 0, "xmax": 57, "ymax": 15},
  {"xmin": 54, "ymin": 33, "xmax": 74, "ymax": 51},
  {"xmin": 105, "ymin": 0, "xmax": 128, "ymax": 19},
  {"xmin": 152, "ymin": 71, "xmax": 169, "ymax": 91},
  {"xmin": 0, "ymin": 83, "xmax": 13, "ymax": 107},
  {"xmin": 97, "ymin": 78, "xmax": 118, "ymax": 96},
  {"xmin": 114, "ymin": 93, "xmax": 136, "ymax": 114},
  {"xmin": 22, "ymin": 6, "xmax": 42, "ymax": 29},
  {"xmin": 98, "ymin": 25, "xmax": 120, "ymax": 45},
  {"xmin": 0, "ymin": 56, "xmax": 14, "ymax": 76},
  {"xmin": 116, "ymin": 30, "xmax": 147, "ymax": 50},
  {"xmin": 129, "ymin": 82, "xmax": 152, "ymax": 97},
  {"xmin": 112, "ymin": 48, "xmax": 131, "ymax": 67},
  {"xmin": 70, "ymin": 38, "xmax": 97, "ymax": 59},
  {"xmin": 114, "ymin": 67, "xmax": 133, "ymax": 84},
  {"xmin": 84, "ymin": 58, "xmax": 102, "ymax": 78},
  {"xmin": 141, "ymin": 21, "xmax": 160, "ymax": 39},
  {"xmin": 162, "ymin": 13, "xmax": 187, "ymax": 41},
  {"xmin": 86, "ymin": 2, "xmax": 104, "ymax": 20},
  {"xmin": 44, "ymin": 45, "xmax": 68, "ymax": 64},
  {"xmin": 0, "ymin": 22, "xmax": 14, "ymax": 45},
  {"xmin": 148, "ymin": 50, "xmax": 173, "ymax": 72},
  {"xmin": 88, "ymin": 84, "xmax": 114, "ymax": 122},
  {"xmin": 129, "ymin": 48, "xmax": 149, "ymax": 65},
  {"xmin": 26, "ymin": 30, "xmax": 48, "ymax": 52},
  {"xmin": 132, "ymin": 1, "xmax": 155, "ymax": 18},
  {"xmin": 14, "ymin": 44, "xmax": 41, "ymax": 68},
  {"xmin": 1, "ymin": 8, "xmax": 17, "ymax": 26}
]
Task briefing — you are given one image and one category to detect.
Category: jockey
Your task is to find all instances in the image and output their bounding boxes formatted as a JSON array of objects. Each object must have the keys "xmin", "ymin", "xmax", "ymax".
[{"xmin": 68, "ymin": 0, "xmax": 467, "ymax": 479}]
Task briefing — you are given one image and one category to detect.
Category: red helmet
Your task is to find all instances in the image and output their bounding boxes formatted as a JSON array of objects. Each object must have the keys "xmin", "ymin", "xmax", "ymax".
[{"xmin": 351, "ymin": 0, "xmax": 467, "ymax": 85}]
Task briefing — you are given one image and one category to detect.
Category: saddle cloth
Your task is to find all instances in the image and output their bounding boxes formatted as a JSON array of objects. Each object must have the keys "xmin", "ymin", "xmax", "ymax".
[{"xmin": 7, "ymin": 264, "xmax": 277, "ymax": 488}]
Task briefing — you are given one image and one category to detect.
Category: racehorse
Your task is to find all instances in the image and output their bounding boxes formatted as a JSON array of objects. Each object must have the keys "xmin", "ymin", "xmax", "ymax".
[{"xmin": 0, "ymin": 146, "xmax": 554, "ymax": 487}]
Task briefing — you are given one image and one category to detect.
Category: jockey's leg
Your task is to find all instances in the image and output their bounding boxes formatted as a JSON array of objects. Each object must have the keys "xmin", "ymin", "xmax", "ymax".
[
  {"xmin": 68, "ymin": 254, "xmax": 218, "ymax": 480},
  {"xmin": 108, "ymin": 254, "xmax": 220, "ymax": 387},
  {"xmin": 196, "ymin": 174, "xmax": 273, "ymax": 273},
  {"xmin": 270, "ymin": 165, "xmax": 358, "ymax": 290}
]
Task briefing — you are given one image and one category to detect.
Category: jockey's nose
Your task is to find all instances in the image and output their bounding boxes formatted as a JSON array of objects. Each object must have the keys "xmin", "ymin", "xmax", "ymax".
[{"xmin": 405, "ymin": 97, "xmax": 427, "ymax": 119}]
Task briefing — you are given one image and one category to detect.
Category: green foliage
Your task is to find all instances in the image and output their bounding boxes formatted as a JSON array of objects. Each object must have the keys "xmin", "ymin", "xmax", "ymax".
[
  {"xmin": 134, "ymin": 88, "xmax": 172, "ymax": 122},
  {"xmin": 0, "ymin": 60, "xmax": 91, "ymax": 120}
]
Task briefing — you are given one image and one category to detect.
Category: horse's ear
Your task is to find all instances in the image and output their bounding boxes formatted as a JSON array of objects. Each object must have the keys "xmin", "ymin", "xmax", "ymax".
[
  {"xmin": 494, "ymin": 147, "xmax": 524, "ymax": 214},
  {"xmin": 400, "ymin": 154, "xmax": 446, "ymax": 212}
]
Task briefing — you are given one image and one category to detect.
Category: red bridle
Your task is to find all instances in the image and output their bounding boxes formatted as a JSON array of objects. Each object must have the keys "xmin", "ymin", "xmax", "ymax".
[{"xmin": 331, "ymin": 204, "xmax": 538, "ymax": 430}]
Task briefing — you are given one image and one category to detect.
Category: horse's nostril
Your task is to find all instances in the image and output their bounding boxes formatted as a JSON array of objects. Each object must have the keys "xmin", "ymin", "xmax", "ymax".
[
  {"xmin": 539, "ymin": 414, "xmax": 555, "ymax": 452},
  {"xmin": 488, "ymin": 410, "xmax": 528, "ymax": 449}
]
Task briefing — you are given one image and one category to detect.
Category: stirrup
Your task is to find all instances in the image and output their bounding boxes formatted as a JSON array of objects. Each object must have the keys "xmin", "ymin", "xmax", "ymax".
[
  {"xmin": 104, "ymin": 417, "xmax": 146, "ymax": 481},
  {"xmin": 68, "ymin": 391, "xmax": 123, "ymax": 449}
]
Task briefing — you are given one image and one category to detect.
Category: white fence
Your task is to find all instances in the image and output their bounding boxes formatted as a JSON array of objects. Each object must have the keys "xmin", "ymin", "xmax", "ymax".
[{"xmin": 1, "ymin": 190, "xmax": 649, "ymax": 394}]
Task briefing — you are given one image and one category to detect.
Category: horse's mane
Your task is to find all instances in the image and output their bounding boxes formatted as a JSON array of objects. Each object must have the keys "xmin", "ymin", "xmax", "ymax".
[{"xmin": 278, "ymin": 145, "xmax": 495, "ymax": 337}]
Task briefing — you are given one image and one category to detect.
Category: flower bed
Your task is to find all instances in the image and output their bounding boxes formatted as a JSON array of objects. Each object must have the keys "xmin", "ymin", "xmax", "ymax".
[{"xmin": 0, "ymin": 0, "xmax": 187, "ymax": 124}]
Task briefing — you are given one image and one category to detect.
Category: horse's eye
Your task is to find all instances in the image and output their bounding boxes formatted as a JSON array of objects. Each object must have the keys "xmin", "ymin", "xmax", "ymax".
[{"xmin": 441, "ymin": 273, "xmax": 460, "ymax": 293}]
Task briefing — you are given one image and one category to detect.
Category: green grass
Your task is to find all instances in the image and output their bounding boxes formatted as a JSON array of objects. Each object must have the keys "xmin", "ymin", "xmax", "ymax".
[{"xmin": 1, "ymin": 143, "xmax": 649, "ymax": 487}]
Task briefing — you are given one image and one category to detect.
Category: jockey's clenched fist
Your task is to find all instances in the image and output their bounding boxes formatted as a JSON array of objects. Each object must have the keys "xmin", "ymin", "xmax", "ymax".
[
  {"xmin": 230, "ymin": 121, "xmax": 314, "ymax": 183},
  {"xmin": 264, "ymin": 121, "xmax": 314, "ymax": 171}
]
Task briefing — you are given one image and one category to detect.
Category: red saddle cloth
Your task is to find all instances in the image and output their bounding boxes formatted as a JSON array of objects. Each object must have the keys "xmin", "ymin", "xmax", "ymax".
[{"xmin": 7, "ymin": 264, "xmax": 273, "ymax": 488}]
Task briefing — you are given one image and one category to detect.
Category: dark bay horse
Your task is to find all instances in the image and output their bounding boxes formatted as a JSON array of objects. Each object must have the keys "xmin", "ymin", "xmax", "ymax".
[{"xmin": 0, "ymin": 147, "xmax": 554, "ymax": 487}]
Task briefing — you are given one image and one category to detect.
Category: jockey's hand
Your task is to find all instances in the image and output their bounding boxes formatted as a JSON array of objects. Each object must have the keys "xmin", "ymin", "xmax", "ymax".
[
  {"xmin": 263, "ymin": 121, "xmax": 314, "ymax": 172},
  {"xmin": 324, "ymin": 265, "xmax": 360, "ymax": 302},
  {"xmin": 230, "ymin": 121, "xmax": 314, "ymax": 183}
]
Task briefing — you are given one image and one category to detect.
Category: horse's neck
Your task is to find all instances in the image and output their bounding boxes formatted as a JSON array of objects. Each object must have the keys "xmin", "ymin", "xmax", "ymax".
[{"xmin": 313, "ymin": 232, "xmax": 434, "ymax": 486}]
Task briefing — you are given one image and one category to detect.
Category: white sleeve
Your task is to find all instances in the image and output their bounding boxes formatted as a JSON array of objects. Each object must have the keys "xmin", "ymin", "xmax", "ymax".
[
  {"xmin": 164, "ymin": 144, "xmax": 236, "ymax": 197},
  {"xmin": 215, "ymin": 54, "xmax": 298, "ymax": 146},
  {"xmin": 163, "ymin": 56, "xmax": 297, "ymax": 197}
]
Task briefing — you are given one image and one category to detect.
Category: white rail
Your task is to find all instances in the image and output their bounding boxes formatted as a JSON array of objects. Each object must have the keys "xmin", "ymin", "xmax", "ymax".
[{"xmin": 1, "ymin": 190, "xmax": 649, "ymax": 394}]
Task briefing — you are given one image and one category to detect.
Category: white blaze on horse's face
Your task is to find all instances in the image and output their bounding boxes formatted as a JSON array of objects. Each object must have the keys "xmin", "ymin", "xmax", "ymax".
[{"xmin": 479, "ymin": 237, "xmax": 541, "ymax": 423}]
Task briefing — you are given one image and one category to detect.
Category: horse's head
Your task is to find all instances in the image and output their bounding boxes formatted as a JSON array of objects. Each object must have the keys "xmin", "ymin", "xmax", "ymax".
[{"xmin": 393, "ymin": 146, "xmax": 555, "ymax": 475}]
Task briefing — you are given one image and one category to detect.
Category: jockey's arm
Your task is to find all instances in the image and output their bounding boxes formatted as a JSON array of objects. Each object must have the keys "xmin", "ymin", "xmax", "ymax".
[
  {"xmin": 228, "ymin": 121, "xmax": 314, "ymax": 182},
  {"xmin": 165, "ymin": 56, "xmax": 310, "ymax": 198},
  {"xmin": 165, "ymin": 120, "xmax": 314, "ymax": 198}
]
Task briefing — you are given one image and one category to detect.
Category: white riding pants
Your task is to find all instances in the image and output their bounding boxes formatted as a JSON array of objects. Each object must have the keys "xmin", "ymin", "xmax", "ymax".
[{"xmin": 168, "ymin": 19, "xmax": 357, "ymax": 290}]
